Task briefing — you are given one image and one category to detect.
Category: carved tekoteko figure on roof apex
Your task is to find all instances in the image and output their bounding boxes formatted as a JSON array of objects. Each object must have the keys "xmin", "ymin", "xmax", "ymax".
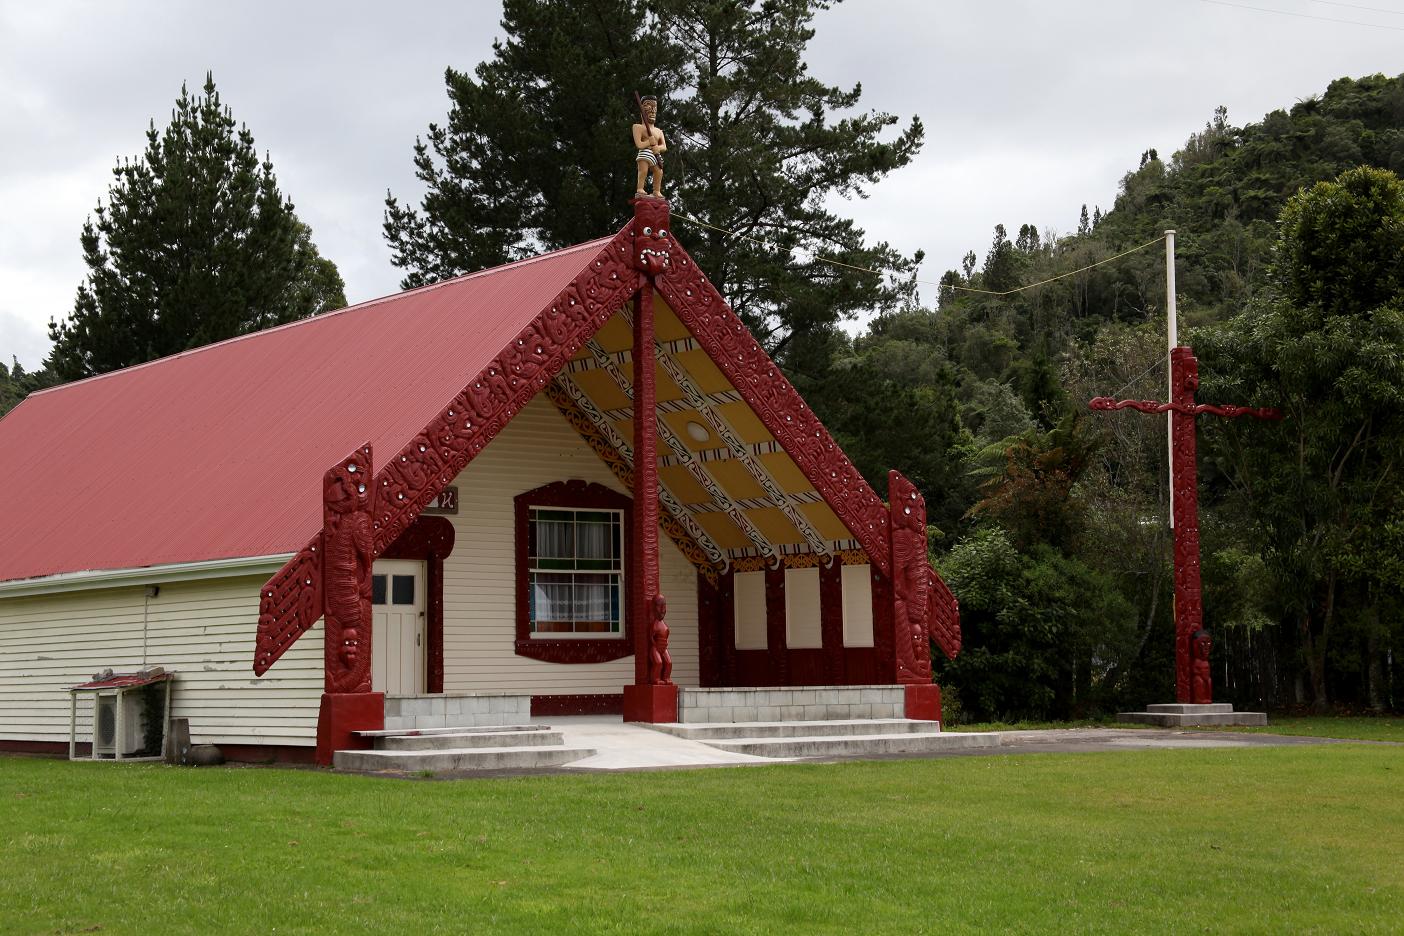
[
  {"xmin": 633, "ymin": 94, "xmax": 666, "ymax": 198},
  {"xmin": 323, "ymin": 445, "xmax": 374, "ymax": 694}
]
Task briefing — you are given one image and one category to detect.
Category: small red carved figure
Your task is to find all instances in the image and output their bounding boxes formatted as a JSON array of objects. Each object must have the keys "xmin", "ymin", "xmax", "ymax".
[
  {"xmin": 649, "ymin": 593, "xmax": 673, "ymax": 685},
  {"xmin": 633, "ymin": 94, "xmax": 666, "ymax": 198},
  {"xmin": 323, "ymin": 450, "xmax": 374, "ymax": 694},
  {"xmin": 1191, "ymin": 629, "xmax": 1213, "ymax": 704}
]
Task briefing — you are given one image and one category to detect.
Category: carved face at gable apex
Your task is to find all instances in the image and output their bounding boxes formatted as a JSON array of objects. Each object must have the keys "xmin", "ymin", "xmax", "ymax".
[{"xmin": 633, "ymin": 198, "xmax": 672, "ymax": 276}]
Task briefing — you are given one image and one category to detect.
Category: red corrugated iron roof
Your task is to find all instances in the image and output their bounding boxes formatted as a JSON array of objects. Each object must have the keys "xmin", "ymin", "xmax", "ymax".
[
  {"xmin": 0, "ymin": 237, "xmax": 614, "ymax": 585},
  {"xmin": 71, "ymin": 670, "xmax": 172, "ymax": 691}
]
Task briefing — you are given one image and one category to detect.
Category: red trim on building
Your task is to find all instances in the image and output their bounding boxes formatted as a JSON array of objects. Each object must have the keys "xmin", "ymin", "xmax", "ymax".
[
  {"xmin": 219, "ymin": 744, "xmax": 318, "ymax": 765},
  {"xmin": 381, "ymin": 515, "xmax": 456, "ymax": 694},
  {"xmin": 531, "ymin": 693, "xmax": 623, "ymax": 716},
  {"xmin": 0, "ymin": 739, "xmax": 316, "ymax": 765},
  {"xmin": 513, "ymin": 479, "xmax": 634, "ymax": 664},
  {"xmin": 764, "ymin": 566, "xmax": 788, "ymax": 685},
  {"xmin": 696, "ymin": 570, "xmax": 724, "ymax": 687},
  {"xmin": 819, "ymin": 561, "xmax": 846, "ymax": 684},
  {"xmin": 871, "ymin": 566, "xmax": 897, "ymax": 684}
]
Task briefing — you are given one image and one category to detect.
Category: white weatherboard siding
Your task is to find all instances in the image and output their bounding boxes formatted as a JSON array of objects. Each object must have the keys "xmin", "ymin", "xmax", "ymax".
[
  {"xmin": 0, "ymin": 575, "xmax": 322, "ymax": 746},
  {"xmin": 440, "ymin": 394, "xmax": 699, "ymax": 695}
]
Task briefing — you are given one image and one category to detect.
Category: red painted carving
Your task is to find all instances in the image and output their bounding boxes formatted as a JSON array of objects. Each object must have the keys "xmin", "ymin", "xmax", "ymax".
[
  {"xmin": 1089, "ymin": 346, "xmax": 1281, "ymax": 703},
  {"xmin": 926, "ymin": 569, "xmax": 961, "ymax": 660},
  {"xmin": 381, "ymin": 515, "xmax": 456, "ymax": 694},
  {"xmin": 322, "ymin": 444, "xmax": 374, "ymax": 694},
  {"xmin": 888, "ymin": 471, "xmax": 933, "ymax": 683},
  {"xmin": 631, "ymin": 279, "xmax": 661, "ymax": 685},
  {"xmin": 632, "ymin": 197, "xmax": 674, "ymax": 276},
  {"xmin": 653, "ymin": 231, "xmax": 892, "ymax": 577},
  {"xmin": 648, "ymin": 594, "xmax": 673, "ymax": 684},
  {"xmin": 514, "ymin": 479, "xmax": 634, "ymax": 664},
  {"xmin": 254, "ymin": 226, "xmax": 641, "ymax": 675},
  {"xmin": 254, "ymin": 543, "xmax": 322, "ymax": 676},
  {"xmin": 1191, "ymin": 629, "xmax": 1213, "ymax": 704}
]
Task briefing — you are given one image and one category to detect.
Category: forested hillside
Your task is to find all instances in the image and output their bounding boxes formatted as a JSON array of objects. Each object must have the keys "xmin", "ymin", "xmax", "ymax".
[{"xmin": 802, "ymin": 73, "xmax": 1404, "ymax": 719}]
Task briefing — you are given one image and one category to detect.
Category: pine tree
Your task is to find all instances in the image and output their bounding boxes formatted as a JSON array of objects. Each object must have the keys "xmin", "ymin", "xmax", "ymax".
[
  {"xmin": 658, "ymin": 0, "xmax": 925, "ymax": 358},
  {"xmin": 383, "ymin": 0, "xmax": 923, "ymax": 359},
  {"xmin": 383, "ymin": 0, "xmax": 682, "ymax": 284},
  {"xmin": 47, "ymin": 75, "xmax": 345, "ymax": 380}
]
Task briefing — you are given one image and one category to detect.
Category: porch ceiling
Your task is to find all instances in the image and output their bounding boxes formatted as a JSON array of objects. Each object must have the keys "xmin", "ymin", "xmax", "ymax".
[{"xmin": 546, "ymin": 294, "xmax": 863, "ymax": 573}]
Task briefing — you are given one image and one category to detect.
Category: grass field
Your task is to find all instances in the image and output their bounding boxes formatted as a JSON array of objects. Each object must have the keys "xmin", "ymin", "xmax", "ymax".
[
  {"xmin": 3, "ymin": 744, "xmax": 1402, "ymax": 934},
  {"xmin": 953, "ymin": 714, "xmax": 1404, "ymax": 743}
]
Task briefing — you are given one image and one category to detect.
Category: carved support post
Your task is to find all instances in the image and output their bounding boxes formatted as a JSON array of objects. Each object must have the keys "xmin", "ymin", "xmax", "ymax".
[
  {"xmin": 1170, "ymin": 347, "xmax": 1205, "ymax": 704},
  {"xmin": 316, "ymin": 443, "xmax": 383, "ymax": 765},
  {"xmin": 631, "ymin": 281, "xmax": 661, "ymax": 685},
  {"xmin": 623, "ymin": 196, "xmax": 679, "ymax": 721}
]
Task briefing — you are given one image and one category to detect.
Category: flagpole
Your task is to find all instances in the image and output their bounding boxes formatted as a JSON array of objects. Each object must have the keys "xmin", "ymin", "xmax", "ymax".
[{"xmin": 1166, "ymin": 229, "xmax": 1177, "ymax": 529}]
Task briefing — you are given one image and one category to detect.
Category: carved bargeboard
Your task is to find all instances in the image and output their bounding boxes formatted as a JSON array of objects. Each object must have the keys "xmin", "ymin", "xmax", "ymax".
[
  {"xmin": 253, "ymin": 228, "xmax": 641, "ymax": 676},
  {"xmin": 888, "ymin": 470, "xmax": 932, "ymax": 683}
]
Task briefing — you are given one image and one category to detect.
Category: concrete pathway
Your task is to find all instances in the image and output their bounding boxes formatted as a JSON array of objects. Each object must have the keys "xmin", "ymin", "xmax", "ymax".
[
  {"xmin": 537, "ymin": 719, "xmax": 1383, "ymax": 773},
  {"xmin": 545, "ymin": 715, "xmax": 784, "ymax": 770}
]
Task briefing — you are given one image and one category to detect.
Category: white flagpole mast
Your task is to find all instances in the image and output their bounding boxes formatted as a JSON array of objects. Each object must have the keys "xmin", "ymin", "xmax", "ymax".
[{"xmin": 1166, "ymin": 230, "xmax": 1177, "ymax": 529}]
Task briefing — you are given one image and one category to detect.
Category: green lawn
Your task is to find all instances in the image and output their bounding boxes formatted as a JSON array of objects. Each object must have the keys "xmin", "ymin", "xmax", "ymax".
[
  {"xmin": 1216, "ymin": 715, "xmax": 1404, "ymax": 743},
  {"xmin": 3, "ymin": 746, "xmax": 1402, "ymax": 934},
  {"xmin": 953, "ymin": 714, "xmax": 1404, "ymax": 743}
]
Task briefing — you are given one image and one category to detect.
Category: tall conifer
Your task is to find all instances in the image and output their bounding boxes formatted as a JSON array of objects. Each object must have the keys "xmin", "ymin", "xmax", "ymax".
[{"xmin": 48, "ymin": 75, "xmax": 345, "ymax": 380}]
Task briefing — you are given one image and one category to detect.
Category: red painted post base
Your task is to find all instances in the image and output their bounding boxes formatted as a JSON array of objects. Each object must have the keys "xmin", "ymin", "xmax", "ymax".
[
  {"xmin": 315, "ymin": 692, "xmax": 384, "ymax": 766},
  {"xmin": 622, "ymin": 683, "xmax": 679, "ymax": 723},
  {"xmin": 904, "ymin": 684, "xmax": 943, "ymax": 722}
]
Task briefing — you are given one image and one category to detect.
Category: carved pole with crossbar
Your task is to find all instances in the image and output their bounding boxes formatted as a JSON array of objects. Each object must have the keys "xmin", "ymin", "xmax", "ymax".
[{"xmin": 1090, "ymin": 346, "xmax": 1281, "ymax": 704}]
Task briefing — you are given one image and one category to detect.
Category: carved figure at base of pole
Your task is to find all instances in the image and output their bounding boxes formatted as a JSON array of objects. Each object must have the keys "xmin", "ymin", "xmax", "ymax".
[
  {"xmin": 633, "ymin": 95, "xmax": 666, "ymax": 198},
  {"xmin": 1191, "ymin": 628, "xmax": 1213, "ymax": 704},
  {"xmin": 648, "ymin": 593, "xmax": 673, "ymax": 685}
]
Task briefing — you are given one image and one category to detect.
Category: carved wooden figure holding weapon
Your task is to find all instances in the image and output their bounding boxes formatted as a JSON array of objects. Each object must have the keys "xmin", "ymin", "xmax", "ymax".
[{"xmin": 633, "ymin": 93, "xmax": 666, "ymax": 198}]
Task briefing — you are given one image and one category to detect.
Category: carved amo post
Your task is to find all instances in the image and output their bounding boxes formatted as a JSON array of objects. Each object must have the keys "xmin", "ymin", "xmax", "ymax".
[
  {"xmin": 888, "ymin": 470, "xmax": 941, "ymax": 720},
  {"xmin": 315, "ymin": 444, "xmax": 384, "ymax": 765},
  {"xmin": 622, "ymin": 196, "xmax": 679, "ymax": 722}
]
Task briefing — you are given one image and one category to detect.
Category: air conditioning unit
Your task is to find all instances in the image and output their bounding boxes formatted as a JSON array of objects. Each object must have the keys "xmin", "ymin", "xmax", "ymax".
[{"xmin": 92, "ymin": 692, "xmax": 145, "ymax": 758}]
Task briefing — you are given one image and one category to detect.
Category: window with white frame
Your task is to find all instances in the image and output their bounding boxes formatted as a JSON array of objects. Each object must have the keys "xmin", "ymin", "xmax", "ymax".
[{"xmin": 527, "ymin": 507, "xmax": 624, "ymax": 636}]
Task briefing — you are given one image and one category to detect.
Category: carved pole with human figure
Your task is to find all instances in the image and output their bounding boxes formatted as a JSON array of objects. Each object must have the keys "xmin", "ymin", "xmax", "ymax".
[{"xmin": 1090, "ymin": 346, "xmax": 1281, "ymax": 704}]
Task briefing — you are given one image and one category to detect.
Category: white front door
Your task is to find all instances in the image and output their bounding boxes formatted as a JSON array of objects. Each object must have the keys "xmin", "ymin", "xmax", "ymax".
[{"xmin": 371, "ymin": 559, "xmax": 426, "ymax": 694}]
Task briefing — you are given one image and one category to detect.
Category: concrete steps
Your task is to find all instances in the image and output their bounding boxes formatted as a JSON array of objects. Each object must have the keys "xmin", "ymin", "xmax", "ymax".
[
  {"xmin": 334, "ymin": 724, "xmax": 594, "ymax": 773},
  {"xmin": 1118, "ymin": 703, "xmax": 1267, "ymax": 727},
  {"xmin": 654, "ymin": 718, "xmax": 1000, "ymax": 759}
]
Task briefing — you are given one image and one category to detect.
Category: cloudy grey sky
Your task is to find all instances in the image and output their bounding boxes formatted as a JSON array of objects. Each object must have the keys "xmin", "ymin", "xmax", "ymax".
[{"xmin": 1, "ymin": 0, "xmax": 1399, "ymax": 369}]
